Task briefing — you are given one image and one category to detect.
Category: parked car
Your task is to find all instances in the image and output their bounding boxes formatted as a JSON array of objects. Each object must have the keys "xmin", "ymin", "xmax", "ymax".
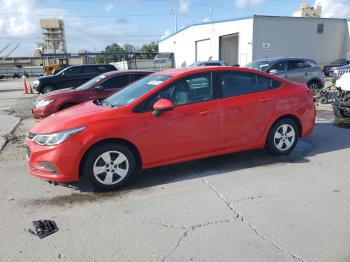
[
  {"xmin": 25, "ymin": 67, "xmax": 315, "ymax": 190},
  {"xmin": 333, "ymin": 64, "xmax": 350, "ymax": 82},
  {"xmin": 190, "ymin": 60, "xmax": 227, "ymax": 67},
  {"xmin": 323, "ymin": 59, "xmax": 350, "ymax": 77},
  {"xmin": 32, "ymin": 70, "xmax": 152, "ymax": 120},
  {"xmin": 245, "ymin": 57, "xmax": 325, "ymax": 89},
  {"xmin": 33, "ymin": 64, "xmax": 116, "ymax": 94},
  {"xmin": 332, "ymin": 73, "xmax": 350, "ymax": 118}
]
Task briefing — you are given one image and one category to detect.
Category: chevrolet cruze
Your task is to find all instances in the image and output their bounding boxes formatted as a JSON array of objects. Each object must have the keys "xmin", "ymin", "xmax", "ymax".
[{"xmin": 25, "ymin": 67, "xmax": 315, "ymax": 190}]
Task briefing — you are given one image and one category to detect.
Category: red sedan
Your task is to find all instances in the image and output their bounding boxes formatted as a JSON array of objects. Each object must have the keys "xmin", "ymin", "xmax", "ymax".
[
  {"xmin": 25, "ymin": 67, "xmax": 315, "ymax": 190},
  {"xmin": 32, "ymin": 70, "xmax": 152, "ymax": 119}
]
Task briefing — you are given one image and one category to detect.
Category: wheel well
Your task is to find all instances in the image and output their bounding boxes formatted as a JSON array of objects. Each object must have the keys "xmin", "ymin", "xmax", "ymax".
[
  {"xmin": 79, "ymin": 138, "xmax": 142, "ymax": 177},
  {"xmin": 307, "ymin": 79, "xmax": 322, "ymax": 86},
  {"xmin": 271, "ymin": 115, "xmax": 302, "ymax": 137}
]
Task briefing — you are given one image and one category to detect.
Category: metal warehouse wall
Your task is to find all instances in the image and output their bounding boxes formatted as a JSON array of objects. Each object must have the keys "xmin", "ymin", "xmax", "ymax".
[
  {"xmin": 159, "ymin": 18, "xmax": 254, "ymax": 68},
  {"xmin": 253, "ymin": 15, "xmax": 350, "ymax": 64}
]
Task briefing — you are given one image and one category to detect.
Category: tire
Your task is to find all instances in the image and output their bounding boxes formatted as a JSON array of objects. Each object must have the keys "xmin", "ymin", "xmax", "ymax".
[
  {"xmin": 333, "ymin": 105, "xmax": 346, "ymax": 118},
  {"xmin": 319, "ymin": 96, "xmax": 328, "ymax": 104},
  {"xmin": 41, "ymin": 84, "xmax": 56, "ymax": 94},
  {"xmin": 266, "ymin": 118, "xmax": 299, "ymax": 156},
  {"xmin": 307, "ymin": 80, "xmax": 322, "ymax": 91},
  {"xmin": 81, "ymin": 143, "xmax": 136, "ymax": 190}
]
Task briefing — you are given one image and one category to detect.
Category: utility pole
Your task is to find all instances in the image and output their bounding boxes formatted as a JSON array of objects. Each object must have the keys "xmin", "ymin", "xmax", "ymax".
[{"xmin": 173, "ymin": 0, "xmax": 177, "ymax": 32}]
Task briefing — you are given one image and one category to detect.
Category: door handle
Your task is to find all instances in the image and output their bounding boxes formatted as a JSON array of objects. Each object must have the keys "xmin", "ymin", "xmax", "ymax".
[{"xmin": 199, "ymin": 110, "xmax": 210, "ymax": 116}]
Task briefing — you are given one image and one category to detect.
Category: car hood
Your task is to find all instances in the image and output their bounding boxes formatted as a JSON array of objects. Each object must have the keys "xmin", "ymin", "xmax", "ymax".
[
  {"xmin": 336, "ymin": 73, "xmax": 350, "ymax": 91},
  {"xmin": 38, "ymin": 74, "xmax": 59, "ymax": 82},
  {"xmin": 31, "ymin": 101, "xmax": 114, "ymax": 134},
  {"xmin": 36, "ymin": 88, "xmax": 76, "ymax": 100}
]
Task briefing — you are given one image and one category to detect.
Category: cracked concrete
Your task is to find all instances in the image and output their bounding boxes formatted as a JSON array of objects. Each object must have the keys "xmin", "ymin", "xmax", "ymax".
[{"xmin": 1, "ymin": 78, "xmax": 350, "ymax": 261}]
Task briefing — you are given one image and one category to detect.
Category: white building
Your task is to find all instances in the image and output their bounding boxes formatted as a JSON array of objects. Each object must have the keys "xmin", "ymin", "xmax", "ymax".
[
  {"xmin": 159, "ymin": 15, "xmax": 350, "ymax": 68},
  {"xmin": 292, "ymin": 3, "xmax": 322, "ymax": 18}
]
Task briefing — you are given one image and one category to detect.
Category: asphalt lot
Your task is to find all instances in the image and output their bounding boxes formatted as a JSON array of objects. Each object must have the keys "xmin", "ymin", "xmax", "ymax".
[{"xmin": 0, "ymin": 78, "xmax": 350, "ymax": 262}]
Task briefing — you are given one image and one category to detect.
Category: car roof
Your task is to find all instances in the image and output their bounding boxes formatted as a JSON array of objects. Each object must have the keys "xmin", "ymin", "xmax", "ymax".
[
  {"xmin": 156, "ymin": 66, "xmax": 279, "ymax": 78},
  {"xmin": 102, "ymin": 70, "xmax": 153, "ymax": 77},
  {"xmin": 253, "ymin": 57, "xmax": 315, "ymax": 62}
]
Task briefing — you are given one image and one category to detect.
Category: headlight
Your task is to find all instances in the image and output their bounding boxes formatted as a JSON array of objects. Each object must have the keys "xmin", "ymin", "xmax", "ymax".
[
  {"xmin": 33, "ymin": 126, "xmax": 86, "ymax": 146},
  {"xmin": 34, "ymin": 99, "xmax": 54, "ymax": 108},
  {"xmin": 33, "ymin": 80, "xmax": 40, "ymax": 85}
]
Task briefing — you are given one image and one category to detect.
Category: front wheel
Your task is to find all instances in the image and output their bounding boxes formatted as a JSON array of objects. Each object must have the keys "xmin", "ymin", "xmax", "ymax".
[
  {"xmin": 266, "ymin": 119, "xmax": 299, "ymax": 155},
  {"xmin": 81, "ymin": 143, "xmax": 136, "ymax": 190},
  {"xmin": 41, "ymin": 84, "xmax": 55, "ymax": 94},
  {"xmin": 307, "ymin": 80, "xmax": 322, "ymax": 91}
]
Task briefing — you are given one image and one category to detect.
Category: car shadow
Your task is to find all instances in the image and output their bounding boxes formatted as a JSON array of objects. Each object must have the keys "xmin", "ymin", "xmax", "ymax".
[{"xmin": 57, "ymin": 120, "xmax": 349, "ymax": 197}]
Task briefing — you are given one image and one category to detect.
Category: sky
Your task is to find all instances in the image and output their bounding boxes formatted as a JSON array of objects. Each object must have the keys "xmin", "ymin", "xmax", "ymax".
[{"xmin": 0, "ymin": 0, "xmax": 349, "ymax": 56}]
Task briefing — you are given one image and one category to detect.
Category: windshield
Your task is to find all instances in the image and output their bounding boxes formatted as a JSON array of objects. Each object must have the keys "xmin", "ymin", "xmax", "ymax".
[
  {"xmin": 245, "ymin": 60, "xmax": 272, "ymax": 71},
  {"xmin": 102, "ymin": 74, "xmax": 171, "ymax": 108},
  {"xmin": 74, "ymin": 74, "xmax": 107, "ymax": 90}
]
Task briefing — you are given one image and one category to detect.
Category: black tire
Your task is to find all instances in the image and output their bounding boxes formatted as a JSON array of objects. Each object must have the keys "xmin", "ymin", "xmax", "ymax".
[
  {"xmin": 307, "ymin": 80, "xmax": 322, "ymax": 91},
  {"xmin": 319, "ymin": 96, "xmax": 328, "ymax": 104},
  {"xmin": 266, "ymin": 118, "xmax": 299, "ymax": 156},
  {"xmin": 333, "ymin": 105, "xmax": 346, "ymax": 118},
  {"xmin": 81, "ymin": 143, "xmax": 136, "ymax": 190},
  {"xmin": 41, "ymin": 84, "xmax": 56, "ymax": 94}
]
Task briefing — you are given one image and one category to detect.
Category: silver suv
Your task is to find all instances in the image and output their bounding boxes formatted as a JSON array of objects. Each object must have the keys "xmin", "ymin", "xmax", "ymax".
[{"xmin": 245, "ymin": 57, "xmax": 325, "ymax": 89}]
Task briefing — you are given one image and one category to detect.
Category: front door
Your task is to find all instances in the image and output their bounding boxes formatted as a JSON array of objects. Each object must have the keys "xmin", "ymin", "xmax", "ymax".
[{"xmin": 133, "ymin": 73, "xmax": 219, "ymax": 167}]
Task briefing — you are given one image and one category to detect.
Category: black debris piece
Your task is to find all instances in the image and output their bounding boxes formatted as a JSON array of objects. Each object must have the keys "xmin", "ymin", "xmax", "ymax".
[{"xmin": 28, "ymin": 220, "xmax": 59, "ymax": 239}]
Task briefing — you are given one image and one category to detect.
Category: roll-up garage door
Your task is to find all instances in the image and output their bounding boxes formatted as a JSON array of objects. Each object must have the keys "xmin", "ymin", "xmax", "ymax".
[
  {"xmin": 195, "ymin": 39, "xmax": 210, "ymax": 62},
  {"xmin": 219, "ymin": 34, "xmax": 239, "ymax": 65}
]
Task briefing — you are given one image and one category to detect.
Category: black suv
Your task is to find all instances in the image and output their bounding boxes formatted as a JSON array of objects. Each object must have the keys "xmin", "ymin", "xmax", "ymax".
[{"xmin": 33, "ymin": 64, "xmax": 116, "ymax": 94}]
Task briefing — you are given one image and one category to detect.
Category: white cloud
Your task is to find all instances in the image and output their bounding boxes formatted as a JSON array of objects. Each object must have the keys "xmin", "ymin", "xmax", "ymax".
[
  {"xmin": 235, "ymin": 0, "xmax": 264, "ymax": 9},
  {"xmin": 104, "ymin": 3, "xmax": 114, "ymax": 12},
  {"xmin": 179, "ymin": 0, "xmax": 190, "ymax": 13},
  {"xmin": 314, "ymin": 0, "xmax": 350, "ymax": 18},
  {"xmin": 160, "ymin": 30, "xmax": 171, "ymax": 40},
  {"xmin": 0, "ymin": 0, "xmax": 158, "ymax": 56}
]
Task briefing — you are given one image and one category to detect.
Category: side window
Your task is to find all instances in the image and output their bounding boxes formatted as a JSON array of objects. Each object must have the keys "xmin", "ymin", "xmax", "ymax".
[
  {"xmin": 97, "ymin": 66, "xmax": 110, "ymax": 72},
  {"xmin": 83, "ymin": 66, "xmax": 98, "ymax": 74},
  {"xmin": 102, "ymin": 75, "xmax": 130, "ymax": 89},
  {"xmin": 258, "ymin": 76, "xmax": 281, "ymax": 90},
  {"xmin": 269, "ymin": 61, "xmax": 286, "ymax": 73},
  {"xmin": 135, "ymin": 73, "xmax": 212, "ymax": 112},
  {"xmin": 219, "ymin": 72, "xmax": 258, "ymax": 98},
  {"xmin": 287, "ymin": 60, "xmax": 306, "ymax": 70},
  {"xmin": 130, "ymin": 73, "xmax": 148, "ymax": 82},
  {"xmin": 65, "ymin": 67, "xmax": 81, "ymax": 75}
]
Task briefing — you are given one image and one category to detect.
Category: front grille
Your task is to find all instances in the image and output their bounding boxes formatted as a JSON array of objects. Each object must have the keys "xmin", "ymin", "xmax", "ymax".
[
  {"xmin": 334, "ymin": 69, "xmax": 350, "ymax": 77},
  {"xmin": 26, "ymin": 132, "xmax": 36, "ymax": 140}
]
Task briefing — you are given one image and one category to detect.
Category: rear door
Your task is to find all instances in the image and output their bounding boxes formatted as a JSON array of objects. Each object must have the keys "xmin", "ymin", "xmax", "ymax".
[
  {"xmin": 286, "ymin": 60, "xmax": 308, "ymax": 83},
  {"xmin": 215, "ymin": 71, "xmax": 279, "ymax": 149}
]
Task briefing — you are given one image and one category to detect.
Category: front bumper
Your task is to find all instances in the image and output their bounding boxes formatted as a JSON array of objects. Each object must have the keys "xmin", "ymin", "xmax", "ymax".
[
  {"xmin": 32, "ymin": 105, "xmax": 56, "ymax": 120},
  {"xmin": 25, "ymin": 139, "xmax": 83, "ymax": 183}
]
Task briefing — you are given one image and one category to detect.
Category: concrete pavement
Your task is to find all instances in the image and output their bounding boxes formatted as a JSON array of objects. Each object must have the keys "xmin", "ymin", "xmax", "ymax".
[{"xmin": 0, "ymin": 78, "xmax": 350, "ymax": 262}]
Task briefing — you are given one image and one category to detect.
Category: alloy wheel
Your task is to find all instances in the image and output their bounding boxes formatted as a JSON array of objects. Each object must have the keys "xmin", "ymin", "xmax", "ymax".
[
  {"xmin": 273, "ymin": 124, "xmax": 296, "ymax": 151},
  {"xmin": 93, "ymin": 150, "xmax": 129, "ymax": 185}
]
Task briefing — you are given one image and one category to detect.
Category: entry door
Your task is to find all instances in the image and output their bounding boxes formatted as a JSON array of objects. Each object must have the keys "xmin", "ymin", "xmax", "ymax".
[
  {"xmin": 195, "ymin": 39, "xmax": 211, "ymax": 62},
  {"xmin": 219, "ymin": 34, "xmax": 239, "ymax": 66},
  {"xmin": 133, "ymin": 73, "xmax": 218, "ymax": 167}
]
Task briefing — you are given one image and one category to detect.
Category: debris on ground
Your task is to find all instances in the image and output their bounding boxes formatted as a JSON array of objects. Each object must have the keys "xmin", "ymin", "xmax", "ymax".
[{"xmin": 28, "ymin": 220, "xmax": 59, "ymax": 239}]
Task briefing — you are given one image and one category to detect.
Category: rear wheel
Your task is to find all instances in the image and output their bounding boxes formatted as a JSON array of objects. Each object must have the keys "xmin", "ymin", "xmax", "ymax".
[
  {"xmin": 333, "ymin": 105, "xmax": 346, "ymax": 118},
  {"xmin": 266, "ymin": 119, "xmax": 299, "ymax": 155},
  {"xmin": 41, "ymin": 84, "xmax": 55, "ymax": 94},
  {"xmin": 307, "ymin": 80, "xmax": 322, "ymax": 91},
  {"xmin": 81, "ymin": 143, "xmax": 136, "ymax": 190}
]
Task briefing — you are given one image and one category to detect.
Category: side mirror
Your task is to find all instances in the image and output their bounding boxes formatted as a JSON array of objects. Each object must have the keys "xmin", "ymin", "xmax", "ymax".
[
  {"xmin": 94, "ymin": 85, "xmax": 104, "ymax": 91},
  {"xmin": 152, "ymin": 99, "xmax": 174, "ymax": 117},
  {"xmin": 269, "ymin": 69, "xmax": 278, "ymax": 75}
]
